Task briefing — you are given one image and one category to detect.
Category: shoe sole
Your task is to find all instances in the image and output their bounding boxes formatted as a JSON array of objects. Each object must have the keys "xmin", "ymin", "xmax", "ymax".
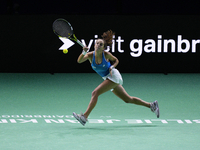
[
  {"xmin": 73, "ymin": 112, "xmax": 86, "ymax": 126},
  {"xmin": 155, "ymin": 100, "xmax": 160, "ymax": 118}
]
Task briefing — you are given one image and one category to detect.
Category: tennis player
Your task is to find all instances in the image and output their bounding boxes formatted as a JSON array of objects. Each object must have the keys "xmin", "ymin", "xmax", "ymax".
[{"xmin": 73, "ymin": 30, "xmax": 159, "ymax": 126}]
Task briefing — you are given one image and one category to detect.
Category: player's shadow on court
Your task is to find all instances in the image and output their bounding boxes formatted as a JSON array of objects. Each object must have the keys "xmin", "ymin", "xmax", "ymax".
[{"xmin": 55, "ymin": 125, "xmax": 157, "ymax": 138}]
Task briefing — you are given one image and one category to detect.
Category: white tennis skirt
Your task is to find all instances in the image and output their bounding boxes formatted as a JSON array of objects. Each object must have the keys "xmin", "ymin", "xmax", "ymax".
[{"xmin": 102, "ymin": 68, "xmax": 123, "ymax": 86}]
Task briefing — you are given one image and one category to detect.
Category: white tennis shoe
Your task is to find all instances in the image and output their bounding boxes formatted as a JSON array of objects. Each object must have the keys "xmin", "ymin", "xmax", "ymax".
[
  {"xmin": 73, "ymin": 112, "xmax": 88, "ymax": 126},
  {"xmin": 150, "ymin": 100, "xmax": 160, "ymax": 118}
]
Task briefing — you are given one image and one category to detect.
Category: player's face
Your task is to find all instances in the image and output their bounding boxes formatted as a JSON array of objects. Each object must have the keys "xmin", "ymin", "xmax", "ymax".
[{"xmin": 95, "ymin": 39, "xmax": 104, "ymax": 52}]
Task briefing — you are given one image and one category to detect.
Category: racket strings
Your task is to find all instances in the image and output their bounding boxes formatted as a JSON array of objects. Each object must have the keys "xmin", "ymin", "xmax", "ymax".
[{"xmin": 53, "ymin": 20, "xmax": 73, "ymax": 37}]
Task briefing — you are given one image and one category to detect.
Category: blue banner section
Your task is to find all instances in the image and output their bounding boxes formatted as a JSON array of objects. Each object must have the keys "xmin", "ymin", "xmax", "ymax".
[{"xmin": 0, "ymin": 15, "xmax": 200, "ymax": 73}]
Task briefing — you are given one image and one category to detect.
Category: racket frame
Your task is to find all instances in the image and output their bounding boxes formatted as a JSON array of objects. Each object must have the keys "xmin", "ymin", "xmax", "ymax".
[{"xmin": 53, "ymin": 18, "xmax": 84, "ymax": 48}]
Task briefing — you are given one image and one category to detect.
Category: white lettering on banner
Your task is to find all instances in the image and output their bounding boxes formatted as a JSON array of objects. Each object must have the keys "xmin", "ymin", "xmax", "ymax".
[
  {"xmin": 106, "ymin": 119, "xmax": 121, "ymax": 123},
  {"xmin": 151, "ymin": 119, "xmax": 168, "ymax": 124},
  {"xmin": 0, "ymin": 119, "xmax": 38, "ymax": 123},
  {"xmin": 58, "ymin": 34, "xmax": 200, "ymax": 57},
  {"xmin": 0, "ymin": 119, "xmax": 8, "ymax": 123},
  {"xmin": 45, "ymin": 119, "xmax": 65, "ymax": 123},
  {"xmin": 130, "ymin": 35, "xmax": 200, "ymax": 57},
  {"xmin": 125, "ymin": 119, "xmax": 143, "ymax": 124},
  {"xmin": 193, "ymin": 120, "xmax": 200, "ymax": 123},
  {"xmin": 167, "ymin": 119, "xmax": 184, "ymax": 123},
  {"xmin": 88, "ymin": 119, "xmax": 104, "ymax": 123},
  {"xmin": 81, "ymin": 35, "xmax": 125, "ymax": 53},
  {"xmin": 44, "ymin": 119, "xmax": 79, "ymax": 123},
  {"xmin": 185, "ymin": 120, "xmax": 192, "ymax": 123},
  {"xmin": 0, "ymin": 115, "xmax": 74, "ymax": 118},
  {"xmin": 59, "ymin": 37, "xmax": 75, "ymax": 50},
  {"xmin": 130, "ymin": 40, "xmax": 143, "ymax": 57},
  {"xmin": 10, "ymin": 119, "xmax": 17, "ymax": 123},
  {"xmin": 17, "ymin": 119, "xmax": 38, "ymax": 123},
  {"xmin": 144, "ymin": 120, "xmax": 152, "ymax": 123},
  {"xmin": 32, "ymin": 115, "xmax": 41, "ymax": 118},
  {"xmin": 1, "ymin": 115, "xmax": 10, "ymax": 118},
  {"xmin": 0, "ymin": 115, "xmax": 200, "ymax": 125},
  {"xmin": 65, "ymin": 119, "xmax": 79, "ymax": 123}
]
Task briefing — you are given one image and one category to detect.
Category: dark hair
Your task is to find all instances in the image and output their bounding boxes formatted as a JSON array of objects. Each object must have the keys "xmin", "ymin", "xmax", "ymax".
[{"xmin": 101, "ymin": 30, "xmax": 115, "ymax": 49}]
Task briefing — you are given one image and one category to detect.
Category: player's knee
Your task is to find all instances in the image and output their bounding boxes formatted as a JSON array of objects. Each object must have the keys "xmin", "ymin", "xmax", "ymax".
[
  {"xmin": 92, "ymin": 89, "xmax": 99, "ymax": 98},
  {"xmin": 123, "ymin": 99, "xmax": 130, "ymax": 103},
  {"xmin": 123, "ymin": 97, "xmax": 135, "ymax": 104}
]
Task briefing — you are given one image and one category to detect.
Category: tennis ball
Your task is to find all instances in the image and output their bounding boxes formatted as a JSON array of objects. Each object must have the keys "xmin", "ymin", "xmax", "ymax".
[{"xmin": 63, "ymin": 49, "xmax": 68, "ymax": 54}]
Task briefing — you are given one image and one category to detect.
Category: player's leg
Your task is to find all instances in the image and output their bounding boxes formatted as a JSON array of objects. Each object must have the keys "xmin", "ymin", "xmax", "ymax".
[
  {"xmin": 84, "ymin": 79, "xmax": 118, "ymax": 118},
  {"xmin": 112, "ymin": 85, "xmax": 150, "ymax": 108}
]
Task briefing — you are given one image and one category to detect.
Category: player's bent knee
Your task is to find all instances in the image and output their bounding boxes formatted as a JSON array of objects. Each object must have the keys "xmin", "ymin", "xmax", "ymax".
[
  {"xmin": 123, "ymin": 97, "xmax": 135, "ymax": 104},
  {"xmin": 123, "ymin": 99, "xmax": 130, "ymax": 103},
  {"xmin": 92, "ymin": 90, "xmax": 99, "ymax": 98}
]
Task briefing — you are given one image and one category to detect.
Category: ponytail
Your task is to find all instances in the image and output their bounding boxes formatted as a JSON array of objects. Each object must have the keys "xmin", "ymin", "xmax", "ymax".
[{"xmin": 101, "ymin": 30, "xmax": 115, "ymax": 49}]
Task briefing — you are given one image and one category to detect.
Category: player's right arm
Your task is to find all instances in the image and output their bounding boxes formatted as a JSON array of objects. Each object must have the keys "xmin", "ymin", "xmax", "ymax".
[{"xmin": 77, "ymin": 47, "xmax": 92, "ymax": 63}]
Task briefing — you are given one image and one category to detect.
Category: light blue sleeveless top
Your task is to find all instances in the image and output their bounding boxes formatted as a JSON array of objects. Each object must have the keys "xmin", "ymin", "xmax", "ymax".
[{"xmin": 91, "ymin": 51, "xmax": 111, "ymax": 77}]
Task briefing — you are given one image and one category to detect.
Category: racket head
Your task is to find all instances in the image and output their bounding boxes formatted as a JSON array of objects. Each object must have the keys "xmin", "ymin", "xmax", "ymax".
[{"xmin": 52, "ymin": 18, "xmax": 74, "ymax": 38}]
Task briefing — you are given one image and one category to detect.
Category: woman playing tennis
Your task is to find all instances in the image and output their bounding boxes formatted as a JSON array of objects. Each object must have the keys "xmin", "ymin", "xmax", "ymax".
[{"xmin": 73, "ymin": 30, "xmax": 159, "ymax": 126}]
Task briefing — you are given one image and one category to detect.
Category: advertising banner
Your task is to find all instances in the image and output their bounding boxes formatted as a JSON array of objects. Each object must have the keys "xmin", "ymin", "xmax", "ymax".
[{"xmin": 0, "ymin": 15, "xmax": 199, "ymax": 73}]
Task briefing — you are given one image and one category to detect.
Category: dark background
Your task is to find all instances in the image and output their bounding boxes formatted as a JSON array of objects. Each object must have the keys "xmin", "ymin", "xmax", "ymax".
[
  {"xmin": 1, "ymin": 0, "xmax": 200, "ymax": 15},
  {"xmin": 0, "ymin": 0, "xmax": 200, "ymax": 73}
]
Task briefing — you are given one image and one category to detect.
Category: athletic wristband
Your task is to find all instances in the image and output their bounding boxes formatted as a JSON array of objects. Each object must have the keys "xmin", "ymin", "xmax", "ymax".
[{"xmin": 82, "ymin": 50, "xmax": 88, "ymax": 55}]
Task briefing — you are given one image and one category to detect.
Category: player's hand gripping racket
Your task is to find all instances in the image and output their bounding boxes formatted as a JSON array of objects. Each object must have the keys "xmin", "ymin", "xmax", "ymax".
[{"xmin": 52, "ymin": 18, "xmax": 84, "ymax": 47}]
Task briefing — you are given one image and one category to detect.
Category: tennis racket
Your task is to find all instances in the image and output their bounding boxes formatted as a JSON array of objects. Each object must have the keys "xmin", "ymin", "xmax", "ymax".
[{"xmin": 52, "ymin": 18, "xmax": 84, "ymax": 47}]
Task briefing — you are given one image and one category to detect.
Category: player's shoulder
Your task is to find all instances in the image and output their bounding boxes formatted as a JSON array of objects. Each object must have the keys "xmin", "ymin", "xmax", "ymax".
[
  {"xmin": 87, "ymin": 51, "xmax": 94, "ymax": 59},
  {"xmin": 104, "ymin": 51, "xmax": 111, "ymax": 55},
  {"xmin": 86, "ymin": 51, "xmax": 94, "ymax": 63},
  {"xmin": 87, "ymin": 51, "xmax": 94, "ymax": 55},
  {"xmin": 104, "ymin": 51, "xmax": 113, "ymax": 57}
]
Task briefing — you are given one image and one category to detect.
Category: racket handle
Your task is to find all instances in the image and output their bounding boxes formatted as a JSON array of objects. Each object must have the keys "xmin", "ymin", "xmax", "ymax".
[{"xmin": 76, "ymin": 39, "xmax": 85, "ymax": 47}]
